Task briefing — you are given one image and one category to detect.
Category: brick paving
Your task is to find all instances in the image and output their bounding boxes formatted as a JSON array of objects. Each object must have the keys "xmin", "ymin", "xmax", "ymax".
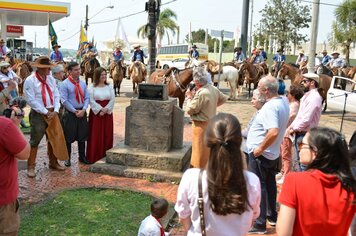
[{"xmin": 18, "ymin": 81, "xmax": 356, "ymax": 235}]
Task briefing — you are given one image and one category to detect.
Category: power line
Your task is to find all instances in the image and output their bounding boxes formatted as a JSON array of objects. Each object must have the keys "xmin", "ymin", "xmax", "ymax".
[
  {"xmin": 61, "ymin": 29, "xmax": 81, "ymax": 42},
  {"xmin": 299, "ymin": 0, "xmax": 340, "ymax": 7}
]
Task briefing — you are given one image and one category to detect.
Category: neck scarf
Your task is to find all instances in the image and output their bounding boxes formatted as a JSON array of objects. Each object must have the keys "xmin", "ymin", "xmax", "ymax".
[
  {"xmin": 55, "ymin": 51, "xmax": 60, "ymax": 61},
  {"xmin": 153, "ymin": 216, "xmax": 165, "ymax": 236},
  {"xmin": 68, "ymin": 75, "xmax": 84, "ymax": 104},
  {"xmin": 35, "ymin": 72, "xmax": 53, "ymax": 107}
]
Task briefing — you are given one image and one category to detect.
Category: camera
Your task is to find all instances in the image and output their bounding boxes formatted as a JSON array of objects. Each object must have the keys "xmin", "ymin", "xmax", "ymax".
[
  {"xmin": 187, "ymin": 83, "xmax": 196, "ymax": 91},
  {"xmin": 10, "ymin": 96, "xmax": 27, "ymax": 109}
]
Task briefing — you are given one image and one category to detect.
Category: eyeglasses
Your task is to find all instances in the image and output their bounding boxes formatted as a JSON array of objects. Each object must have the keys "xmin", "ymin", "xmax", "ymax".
[{"xmin": 301, "ymin": 79, "xmax": 311, "ymax": 84}]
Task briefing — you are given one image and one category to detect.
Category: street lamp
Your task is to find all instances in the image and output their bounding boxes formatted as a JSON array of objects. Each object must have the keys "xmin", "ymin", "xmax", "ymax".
[{"xmin": 85, "ymin": 5, "xmax": 114, "ymax": 32}]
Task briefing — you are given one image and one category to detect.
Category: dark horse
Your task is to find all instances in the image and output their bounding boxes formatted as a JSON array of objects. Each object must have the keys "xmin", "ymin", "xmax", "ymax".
[
  {"xmin": 112, "ymin": 62, "xmax": 125, "ymax": 96},
  {"xmin": 148, "ymin": 67, "xmax": 193, "ymax": 108},
  {"xmin": 83, "ymin": 57, "xmax": 100, "ymax": 85}
]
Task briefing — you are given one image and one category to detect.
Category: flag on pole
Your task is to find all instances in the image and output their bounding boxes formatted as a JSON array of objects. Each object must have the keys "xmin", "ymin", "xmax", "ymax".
[
  {"xmin": 79, "ymin": 23, "xmax": 88, "ymax": 45},
  {"xmin": 49, "ymin": 20, "xmax": 58, "ymax": 47},
  {"xmin": 115, "ymin": 18, "xmax": 130, "ymax": 50}
]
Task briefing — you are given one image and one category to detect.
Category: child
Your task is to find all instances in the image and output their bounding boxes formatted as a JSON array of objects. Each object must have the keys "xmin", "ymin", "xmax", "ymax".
[{"xmin": 138, "ymin": 198, "xmax": 169, "ymax": 236}]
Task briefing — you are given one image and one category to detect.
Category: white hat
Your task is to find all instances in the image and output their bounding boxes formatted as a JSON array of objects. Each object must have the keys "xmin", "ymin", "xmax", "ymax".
[
  {"xmin": 303, "ymin": 73, "xmax": 319, "ymax": 83},
  {"xmin": 0, "ymin": 61, "xmax": 10, "ymax": 68}
]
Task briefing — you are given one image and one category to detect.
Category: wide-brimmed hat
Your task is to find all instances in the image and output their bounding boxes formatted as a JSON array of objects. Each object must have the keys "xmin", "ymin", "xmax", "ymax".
[
  {"xmin": 115, "ymin": 44, "xmax": 121, "ymax": 49},
  {"xmin": 259, "ymin": 46, "xmax": 264, "ymax": 50},
  {"xmin": 30, "ymin": 56, "xmax": 56, "ymax": 68},
  {"xmin": 331, "ymin": 51, "xmax": 340, "ymax": 55},
  {"xmin": 277, "ymin": 48, "xmax": 284, "ymax": 53},
  {"xmin": 192, "ymin": 45, "xmax": 198, "ymax": 48},
  {"xmin": 132, "ymin": 44, "xmax": 141, "ymax": 49},
  {"xmin": 322, "ymin": 49, "xmax": 327, "ymax": 54},
  {"xmin": 52, "ymin": 44, "xmax": 61, "ymax": 49},
  {"xmin": 299, "ymin": 49, "xmax": 305, "ymax": 54},
  {"xmin": 0, "ymin": 39, "xmax": 5, "ymax": 43},
  {"xmin": 0, "ymin": 61, "xmax": 10, "ymax": 68},
  {"xmin": 303, "ymin": 73, "xmax": 319, "ymax": 83}
]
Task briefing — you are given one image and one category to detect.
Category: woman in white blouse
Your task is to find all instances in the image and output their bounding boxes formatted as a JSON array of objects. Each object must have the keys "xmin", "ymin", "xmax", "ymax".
[
  {"xmin": 175, "ymin": 113, "xmax": 261, "ymax": 236},
  {"xmin": 86, "ymin": 67, "xmax": 115, "ymax": 163}
]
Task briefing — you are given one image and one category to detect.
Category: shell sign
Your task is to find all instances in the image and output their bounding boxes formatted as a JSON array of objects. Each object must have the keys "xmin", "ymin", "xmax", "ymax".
[{"xmin": 6, "ymin": 25, "xmax": 24, "ymax": 37}]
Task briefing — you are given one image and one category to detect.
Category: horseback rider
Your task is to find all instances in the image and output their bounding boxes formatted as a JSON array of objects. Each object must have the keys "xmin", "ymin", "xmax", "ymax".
[
  {"xmin": 50, "ymin": 44, "xmax": 63, "ymax": 62},
  {"xmin": 80, "ymin": 42, "xmax": 99, "ymax": 76},
  {"xmin": 251, "ymin": 49, "xmax": 264, "ymax": 65},
  {"xmin": 321, "ymin": 50, "xmax": 331, "ymax": 66},
  {"xmin": 233, "ymin": 47, "xmax": 246, "ymax": 62},
  {"xmin": 189, "ymin": 45, "xmax": 199, "ymax": 60},
  {"xmin": 128, "ymin": 44, "xmax": 147, "ymax": 79},
  {"xmin": 295, "ymin": 49, "xmax": 308, "ymax": 70},
  {"xmin": 327, "ymin": 51, "xmax": 345, "ymax": 69},
  {"xmin": 272, "ymin": 48, "xmax": 286, "ymax": 63},
  {"xmin": 0, "ymin": 39, "xmax": 9, "ymax": 58},
  {"xmin": 110, "ymin": 45, "xmax": 126, "ymax": 78},
  {"xmin": 259, "ymin": 46, "xmax": 268, "ymax": 61}
]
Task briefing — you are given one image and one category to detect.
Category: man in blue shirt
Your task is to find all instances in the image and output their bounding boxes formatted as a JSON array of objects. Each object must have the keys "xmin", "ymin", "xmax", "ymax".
[
  {"xmin": 128, "ymin": 45, "xmax": 147, "ymax": 79},
  {"xmin": 272, "ymin": 49, "xmax": 286, "ymax": 62},
  {"xmin": 110, "ymin": 45, "xmax": 126, "ymax": 78},
  {"xmin": 190, "ymin": 45, "xmax": 199, "ymax": 60},
  {"xmin": 60, "ymin": 62, "xmax": 89, "ymax": 166},
  {"xmin": 259, "ymin": 46, "xmax": 267, "ymax": 61},
  {"xmin": 233, "ymin": 47, "xmax": 246, "ymax": 62},
  {"xmin": 321, "ymin": 50, "xmax": 331, "ymax": 66},
  {"xmin": 50, "ymin": 44, "xmax": 63, "ymax": 62},
  {"xmin": 0, "ymin": 39, "xmax": 9, "ymax": 58},
  {"xmin": 252, "ymin": 49, "xmax": 265, "ymax": 64}
]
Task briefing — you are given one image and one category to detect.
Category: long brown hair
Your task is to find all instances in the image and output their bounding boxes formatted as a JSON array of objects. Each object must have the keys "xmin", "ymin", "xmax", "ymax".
[
  {"xmin": 93, "ymin": 67, "xmax": 108, "ymax": 86},
  {"xmin": 205, "ymin": 113, "xmax": 250, "ymax": 215}
]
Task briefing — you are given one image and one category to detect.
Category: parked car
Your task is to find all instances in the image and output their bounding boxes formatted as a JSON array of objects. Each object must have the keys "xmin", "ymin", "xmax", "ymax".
[
  {"xmin": 32, "ymin": 53, "xmax": 42, "ymax": 61},
  {"xmin": 63, "ymin": 57, "xmax": 75, "ymax": 63},
  {"xmin": 327, "ymin": 76, "xmax": 356, "ymax": 113},
  {"xmin": 160, "ymin": 58, "xmax": 189, "ymax": 70}
]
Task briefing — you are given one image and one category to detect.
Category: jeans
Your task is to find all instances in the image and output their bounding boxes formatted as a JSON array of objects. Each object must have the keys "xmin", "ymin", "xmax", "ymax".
[
  {"xmin": 248, "ymin": 153, "xmax": 279, "ymax": 227},
  {"xmin": 294, "ymin": 133, "xmax": 307, "ymax": 171}
]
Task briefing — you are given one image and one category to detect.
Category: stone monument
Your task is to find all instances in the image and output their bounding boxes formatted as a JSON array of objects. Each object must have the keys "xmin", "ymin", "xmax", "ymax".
[{"xmin": 89, "ymin": 84, "xmax": 191, "ymax": 182}]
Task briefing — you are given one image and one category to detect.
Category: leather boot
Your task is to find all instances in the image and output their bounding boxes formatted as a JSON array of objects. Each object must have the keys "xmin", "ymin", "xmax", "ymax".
[
  {"xmin": 78, "ymin": 141, "xmax": 89, "ymax": 164},
  {"xmin": 27, "ymin": 147, "xmax": 38, "ymax": 178},
  {"xmin": 48, "ymin": 142, "xmax": 65, "ymax": 171},
  {"xmin": 64, "ymin": 142, "xmax": 71, "ymax": 167}
]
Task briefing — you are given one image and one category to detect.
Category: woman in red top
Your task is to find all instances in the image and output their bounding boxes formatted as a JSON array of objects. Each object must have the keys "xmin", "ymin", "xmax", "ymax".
[{"xmin": 277, "ymin": 127, "xmax": 356, "ymax": 236}]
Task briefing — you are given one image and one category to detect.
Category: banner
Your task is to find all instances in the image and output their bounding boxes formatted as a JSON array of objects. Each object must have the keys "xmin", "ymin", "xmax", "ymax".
[
  {"xmin": 49, "ymin": 20, "xmax": 58, "ymax": 47},
  {"xmin": 79, "ymin": 24, "xmax": 88, "ymax": 45}
]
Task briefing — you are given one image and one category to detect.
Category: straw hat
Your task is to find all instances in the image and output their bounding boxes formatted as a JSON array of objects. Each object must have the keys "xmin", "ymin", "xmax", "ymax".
[
  {"xmin": 321, "ymin": 49, "xmax": 327, "ymax": 54},
  {"xmin": 115, "ymin": 44, "xmax": 121, "ymax": 49},
  {"xmin": 0, "ymin": 61, "xmax": 10, "ymax": 68},
  {"xmin": 52, "ymin": 44, "xmax": 61, "ymax": 49},
  {"xmin": 132, "ymin": 44, "xmax": 141, "ymax": 49},
  {"xmin": 331, "ymin": 51, "xmax": 340, "ymax": 56},
  {"xmin": 30, "ymin": 56, "xmax": 56, "ymax": 68},
  {"xmin": 299, "ymin": 49, "xmax": 305, "ymax": 54},
  {"xmin": 303, "ymin": 73, "xmax": 319, "ymax": 83}
]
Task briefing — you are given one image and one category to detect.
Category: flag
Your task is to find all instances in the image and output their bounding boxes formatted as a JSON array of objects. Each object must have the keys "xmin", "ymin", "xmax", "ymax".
[
  {"xmin": 115, "ymin": 19, "xmax": 130, "ymax": 50},
  {"xmin": 49, "ymin": 20, "xmax": 58, "ymax": 47},
  {"xmin": 79, "ymin": 24, "xmax": 88, "ymax": 45}
]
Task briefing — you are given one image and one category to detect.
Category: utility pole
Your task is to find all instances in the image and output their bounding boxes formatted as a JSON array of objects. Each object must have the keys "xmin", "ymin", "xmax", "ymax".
[
  {"xmin": 248, "ymin": 0, "xmax": 254, "ymax": 56},
  {"xmin": 240, "ymin": 0, "xmax": 250, "ymax": 56},
  {"xmin": 146, "ymin": 0, "xmax": 160, "ymax": 77},
  {"xmin": 307, "ymin": 0, "xmax": 320, "ymax": 73},
  {"xmin": 85, "ymin": 5, "xmax": 89, "ymax": 33}
]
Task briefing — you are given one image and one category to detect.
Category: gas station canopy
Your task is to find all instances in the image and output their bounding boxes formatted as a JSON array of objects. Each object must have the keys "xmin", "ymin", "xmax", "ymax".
[{"xmin": 0, "ymin": 0, "xmax": 70, "ymax": 26}]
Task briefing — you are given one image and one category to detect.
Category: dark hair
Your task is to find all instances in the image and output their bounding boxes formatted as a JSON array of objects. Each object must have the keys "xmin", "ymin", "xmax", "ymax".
[
  {"xmin": 205, "ymin": 113, "xmax": 250, "ymax": 215},
  {"xmin": 289, "ymin": 85, "xmax": 304, "ymax": 101},
  {"xmin": 67, "ymin": 62, "xmax": 79, "ymax": 71},
  {"xmin": 93, "ymin": 67, "xmax": 108, "ymax": 86},
  {"xmin": 151, "ymin": 198, "xmax": 169, "ymax": 218},
  {"xmin": 307, "ymin": 127, "xmax": 356, "ymax": 198}
]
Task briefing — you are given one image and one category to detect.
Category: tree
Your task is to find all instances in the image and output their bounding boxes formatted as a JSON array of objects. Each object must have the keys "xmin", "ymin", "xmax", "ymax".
[
  {"xmin": 254, "ymin": 0, "xmax": 311, "ymax": 50},
  {"xmin": 137, "ymin": 8, "xmax": 178, "ymax": 45},
  {"xmin": 184, "ymin": 29, "xmax": 227, "ymax": 52},
  {"xmin": 330, "ymin": 0, "xmax": 356, "ymax": 65}
]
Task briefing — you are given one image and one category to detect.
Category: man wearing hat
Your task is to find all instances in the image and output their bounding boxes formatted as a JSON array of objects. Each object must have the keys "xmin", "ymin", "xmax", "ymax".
[
  {"xmin": 110, "ymin": 45, "xmax": 126, "ymax": 78},
  {"xmin": 321, "ymin": 50, "xmax": 331, "ymax": 66},
  {"xmin": 259, "ymin": 46, "xmax": 268, "ymax": 61},
  {"xmin": 189, "ymin": 45, "xmax": 199, "ymax": 60},
  {"xmin": 0, "ymin": 61, "xmax": 19, "ymax": 97},
  {"xmin": 327, "ymin": 51, "xmax": 345, "ymax": 69},
  {"xmin": 287, "ymin": 73, "xmax": 323, "ymax": 171},
  {"xmin": 50, "ymin": 44, "xmax": 63, "ymax": 62},
  {"xmin": 272, "ymin": 49, "xmax": 286, "ymax": 62},
  {"xmin": 252, "ymin": 49, "xmax": 265, "ymax": 65},
  {"xmin": 0, "ymin": 39, "xmax": 9, "ymax": 57},
  {"xmin": 295, "ymin": 49, "xmax": 308, "ymax": 69},
  {"xmin": 23, "ymin": 56, "xmax": 69, "ymax": 177},
  {"xmin": 128, "ymin": 45, "xmax": 147, "ymax": 79},
  {"xmin": 233, "ymin": 47, "xmax": 246, "ymax": 62}
]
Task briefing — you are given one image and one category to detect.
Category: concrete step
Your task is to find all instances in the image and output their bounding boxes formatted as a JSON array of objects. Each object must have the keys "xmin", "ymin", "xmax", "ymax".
[
  {"xmin": 89, "ymin": 163, "xmax": 183, "ymax": 183},
  {"xmin": 105, "ymin": 142, "xmax": 192, "ymax": 172}
]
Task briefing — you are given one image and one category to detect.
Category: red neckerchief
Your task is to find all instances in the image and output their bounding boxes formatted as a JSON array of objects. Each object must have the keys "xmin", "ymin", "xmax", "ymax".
[
  {"xmin": 0, "ymin": 47, "xmax": 4, "ymax": 55},
  {"xmin": 34, "ymin": 72, "xmax": 53, "ymax": 107},
  {"xmin": 55, "ymin": 51, "xmax": 60, "ymax": 61},
  {"xmin": 153, "ymin": 216, "xmax": 165, "ymax": 236},
  {"xmin": 68, "ymin": 75, "xmax": 84, "ymax": 104}
]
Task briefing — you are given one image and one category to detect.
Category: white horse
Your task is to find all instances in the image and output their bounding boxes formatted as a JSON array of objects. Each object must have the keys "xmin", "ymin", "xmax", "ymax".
[
  {"xmin": 185, "ymin": 58, "xmax": 203, "ymax": 68},
  {"xmin": 212, "ymin": 65, "xmax": 240, "ymax": 100}
]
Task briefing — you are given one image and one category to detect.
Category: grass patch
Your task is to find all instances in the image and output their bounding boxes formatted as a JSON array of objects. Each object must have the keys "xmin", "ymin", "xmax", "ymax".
[
  {"xmin": 20, "ymin": 115, "xmax": 30, "ymax": 134},
  {"xmin": 19, "ymin": 188, "xmax": 153, "ymax": 236}
]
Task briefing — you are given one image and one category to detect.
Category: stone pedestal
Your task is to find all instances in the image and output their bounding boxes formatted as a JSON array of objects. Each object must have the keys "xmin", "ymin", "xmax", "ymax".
[{"xmin": 90, "ymin": 91, "xmax": 191, "ymax": 183}]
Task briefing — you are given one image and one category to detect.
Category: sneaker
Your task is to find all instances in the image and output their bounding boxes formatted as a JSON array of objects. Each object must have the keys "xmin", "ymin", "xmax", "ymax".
[
  {"xmin": 248, "ymin": 225, "xmax": 267, "ymax": 235},
  {"xmin": 267, "ymin": 218, "xmax": 277, "ymax": 227}
]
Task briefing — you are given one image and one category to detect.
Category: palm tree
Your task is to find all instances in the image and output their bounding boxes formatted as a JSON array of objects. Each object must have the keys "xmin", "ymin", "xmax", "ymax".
[{"xmin": 137, "ymin": 8, "xmax": 178, "ymax": 45}]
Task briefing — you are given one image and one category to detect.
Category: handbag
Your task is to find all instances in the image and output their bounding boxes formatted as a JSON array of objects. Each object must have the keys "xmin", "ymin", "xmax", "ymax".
[{"xmin": 198, "ymin": 169, "xmax": 206, "ymax": 236}]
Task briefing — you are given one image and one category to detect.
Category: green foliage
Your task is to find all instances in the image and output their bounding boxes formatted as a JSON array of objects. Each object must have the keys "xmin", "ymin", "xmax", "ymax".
[
  {"xmin": 254, "ymin": 0, "xmax": 311, "ymax": 49},
  {"xmin": 137, "ymin": 8, "xmax": 179, "ymax": 44},
  {"xmin": 19, "ymin": 188, "xmax": 153, "ymax": 236},
  {"xmin": 330, "ymin": 0, "xmax": 356, "ymax": 65}
]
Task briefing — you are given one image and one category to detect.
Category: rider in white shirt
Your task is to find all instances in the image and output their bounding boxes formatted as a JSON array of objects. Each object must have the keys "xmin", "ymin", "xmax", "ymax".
[{"xmin": 328, "ymin": 52, "xmax": 344, "ymax": 69}]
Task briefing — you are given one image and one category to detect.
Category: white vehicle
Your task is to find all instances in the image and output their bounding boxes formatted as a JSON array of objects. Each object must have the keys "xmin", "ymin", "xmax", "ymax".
[
  {"xmin": 63, "ymin": 56, "xmax": 75, "ymax": 63},
  {"xmin": 327, "ymin": 76, "xmax": 356, "ymax": 113},
  {"xmin": 32, "ymin": 53, "xmax": 41, "ymax": 61},
  {"xmin": 160, "ymin": 58, "xmax": 189, "ymax": 70}
]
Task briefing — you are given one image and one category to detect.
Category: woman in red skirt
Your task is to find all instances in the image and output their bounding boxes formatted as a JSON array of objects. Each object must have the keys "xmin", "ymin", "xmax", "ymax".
[{"xmin": 86, "ymin": 67, "xmax": 115, "ymax": 163}]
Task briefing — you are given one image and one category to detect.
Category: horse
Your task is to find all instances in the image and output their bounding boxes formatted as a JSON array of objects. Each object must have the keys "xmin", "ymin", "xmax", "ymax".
[
  {"xmin": 112, "ymin": 62, "xmax": 125, "ymax": 96},
  {"xmin": 13, "ymin": 61, "xmax": 32, "ymax": 96},
  {"xmin": 277, "ymin": 63, "xmax": 332, "ymax": 111},
  {"xmin": 316, "ymin": 64, "xmax": 334, "ymax": 77},
  {"xmin": 348, "ymin": 66, "xmax": 356, "ymax": 80},
  {"xmin": 270, "ymin": 61, "xmax": 284, "ymax": 77},
  {"xmin": 83, "ymin": 57, "xmax": 100, "ymax": 85},
  {"xmin": 184, "ymin": 57, "xmax": 204, "ymax": 68},
  {"xmin": 238, "ymin": 60, "xmax": 265, "ymax": 97},
  {"xmin": 130, "ymin": 61, "xmax": 146, "ymax": 94},
  {"xmin": 148, "ymin": 67, "xmax": 193, "ymax": 108}
]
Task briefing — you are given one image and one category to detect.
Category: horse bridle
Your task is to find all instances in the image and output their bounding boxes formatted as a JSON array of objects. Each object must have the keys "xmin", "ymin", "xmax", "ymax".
[{"xmin": 163, "ymin": 68, "xmax": 187, "ymax": 92}]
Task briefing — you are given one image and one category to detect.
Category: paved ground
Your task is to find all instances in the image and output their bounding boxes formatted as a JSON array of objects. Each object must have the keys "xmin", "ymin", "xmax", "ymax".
[{"xmin": 18, "ymin": 77, "xmax": 356, "ymax": 235}]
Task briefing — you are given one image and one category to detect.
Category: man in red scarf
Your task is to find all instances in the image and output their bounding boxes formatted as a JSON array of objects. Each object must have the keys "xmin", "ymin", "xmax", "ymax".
[
  {"xmin": 59, "ymin": 62, "xmax": 89, "ymax": 167},
  {"xmin": 23, "ymin": 56, "xmax": 68, "ymax": 177}
]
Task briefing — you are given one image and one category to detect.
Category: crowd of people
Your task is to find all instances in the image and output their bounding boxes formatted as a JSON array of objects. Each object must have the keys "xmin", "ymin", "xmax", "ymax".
[{"xmin": 1, "ymin": 40, "xmax": 356, "ymax": 236}]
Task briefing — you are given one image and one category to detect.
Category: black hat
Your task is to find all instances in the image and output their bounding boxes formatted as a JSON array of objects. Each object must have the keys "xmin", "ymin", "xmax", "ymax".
[
  {"xmin": 192, "ymin": 45, "xmax": 197, "ymax": 48},
  {"xmin": 277, "ymin": 48, "xmax": 284, "ymax": 53}
]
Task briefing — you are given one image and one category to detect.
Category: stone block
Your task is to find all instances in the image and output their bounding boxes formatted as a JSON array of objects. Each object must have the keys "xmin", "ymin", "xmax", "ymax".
[
  {"xmin": 124, "ymin": 105, "xmax": 132, "ymax": 145},
  {"xmin": 172, "ymin": 105, "xmax": 184, "ymax": 149}
]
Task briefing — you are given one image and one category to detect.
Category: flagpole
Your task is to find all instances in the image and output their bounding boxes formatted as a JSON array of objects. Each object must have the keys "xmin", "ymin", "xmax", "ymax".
[{"xmin": 47, "ymin": 12, "xmax": 50, "ymax": 57}]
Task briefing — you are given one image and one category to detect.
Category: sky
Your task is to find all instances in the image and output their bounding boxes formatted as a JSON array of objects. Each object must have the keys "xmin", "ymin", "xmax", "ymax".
[{"xmin": 23, "ymin": 0, "xmax": 343, "ymax": 50}]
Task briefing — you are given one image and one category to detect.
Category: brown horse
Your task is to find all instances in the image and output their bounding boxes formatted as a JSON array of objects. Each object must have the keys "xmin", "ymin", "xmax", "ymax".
[
  {"xmin": 348, "ymin": 66, "xmax": 356, "ymax": 80},
  {"xmin": 148, "ymin": 67, "xmax": 193, "ymax": 108},
  {"xmin": 238, "ymin": 60, "xmax": 265, "ymax": 97},
  {"xmin": 13, "ymin": 61, "xmax": 32, "ymax": 96},
  {"xmin": 277, "ymin": 63, "xmax": 332, "ymax": 111},
  {"xmin": 83, "ymin": 57, "xmax": 100, "ymax": 85},
  {"xmin": 130, "ymin": 61, "xmax": 146, "ymax": 94},
  {"xmin": 112, "ymin": 62, "xmax": 125, "ymax": 96}
]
